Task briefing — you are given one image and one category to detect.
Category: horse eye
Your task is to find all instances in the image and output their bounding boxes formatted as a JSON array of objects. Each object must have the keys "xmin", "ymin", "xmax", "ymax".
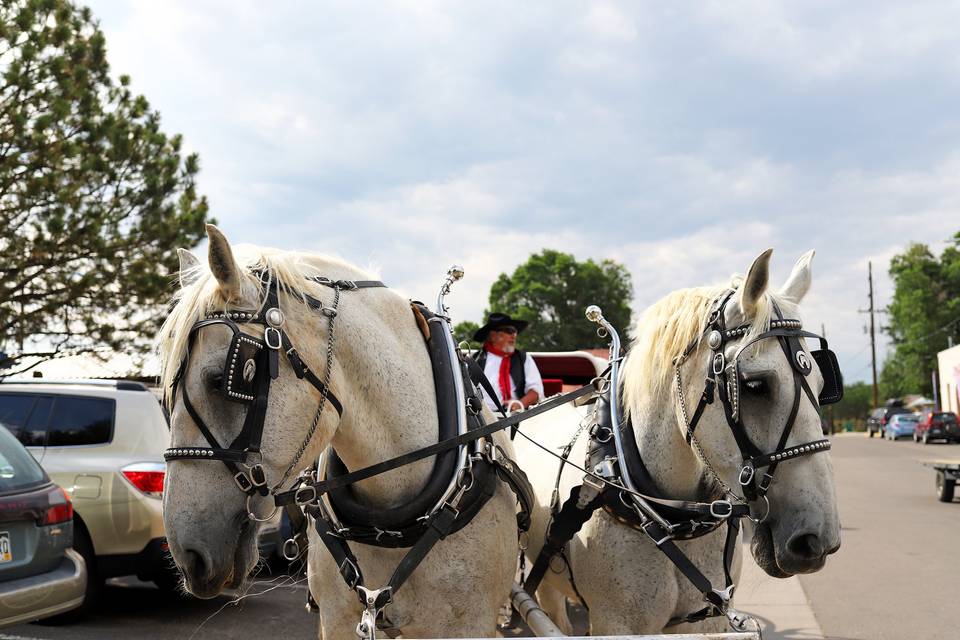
[
  {"xmin": 208, "ymin": 373, "xmax": 223, "ymax": 391},
  {"xmin": 743, "ymin": 379, "xmax": 767, "ymax": 396}
]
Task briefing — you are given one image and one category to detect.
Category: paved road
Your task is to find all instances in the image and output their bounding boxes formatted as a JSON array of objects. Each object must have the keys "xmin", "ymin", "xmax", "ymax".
[
  {"xmin": 797, "ymin": 433, "xmax": 959, "ymax": 640},
  {"xmin": 2, "ymin": 570, "xmax": 318, "ymax": 640}
]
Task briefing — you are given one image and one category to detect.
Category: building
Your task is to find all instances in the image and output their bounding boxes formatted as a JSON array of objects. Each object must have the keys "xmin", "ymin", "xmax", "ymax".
[{"xmin": 936, "ymin": 344, "xmax": 960, "ymax": 413}]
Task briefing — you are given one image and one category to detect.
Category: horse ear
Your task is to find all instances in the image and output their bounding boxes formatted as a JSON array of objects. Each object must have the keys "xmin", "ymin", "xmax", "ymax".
[
  {"xmin": 779, "ymin": 249, "xmax": 815, "ymax": 303},
  {"xmin": 206, "ymin": 224, "xmax": 241, "ymax": 301},
  {"xmin": 738, "ymin": 248, "xmax": 773, "ymax": 318},
  {"xmin": 177, "ymin": 248, "xmax": 202, "ymax": 288}
]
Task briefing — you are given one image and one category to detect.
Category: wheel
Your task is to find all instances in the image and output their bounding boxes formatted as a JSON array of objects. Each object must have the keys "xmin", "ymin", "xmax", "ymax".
[
  {"xmin": 923, "ymin": 432, "xmax": 930, "ymax": 445},
  {"xmin": 39, "ymin": 523, "xmax": 102, "ymax": 623},
  {"xmin": 914, "ymin": 433, "xmax": 919, "ymax": 443},
  {"xmin": 869, "ymin": 428, "xmax": 875, "ymax": 438},
  {"xmin": 937, "ymin": 471, "xmax": 955, "ymax": 502}
]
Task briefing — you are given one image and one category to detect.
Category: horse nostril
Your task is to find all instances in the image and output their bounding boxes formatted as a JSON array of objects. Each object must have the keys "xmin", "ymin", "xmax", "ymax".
[
  {"xmin": 182, "ymin": 548, "xmax": 211, "ymax": 581},
  {"xmin": 787, "ymin": 533, "xmax": 823, "ymax": 560}
]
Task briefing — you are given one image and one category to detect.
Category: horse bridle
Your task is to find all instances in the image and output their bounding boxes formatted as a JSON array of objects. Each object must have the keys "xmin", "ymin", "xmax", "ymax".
[
  {"xmin": 163, "ymin": 274, "xmax": 386, "ymax": 519},
  {"xmin": 675, "ymin": 289, "xmax": 843, "ymax": 513}
]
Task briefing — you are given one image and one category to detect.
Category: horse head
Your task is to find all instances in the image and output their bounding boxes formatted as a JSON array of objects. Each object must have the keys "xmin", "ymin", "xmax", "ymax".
[
  {"xmin": 624, "ymin": 249, "xmax": 841, "ymax": 580},
  {"xmin": 157, "ymin": 225, "xmax": 386, "ymax": 597}
]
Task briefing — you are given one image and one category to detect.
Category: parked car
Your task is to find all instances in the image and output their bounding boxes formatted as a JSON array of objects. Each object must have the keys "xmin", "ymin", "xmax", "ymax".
[
  {"xmin": 915, "ymin": 411, "xmax": 960, "ymax": 444},
  {"xmin": 883, "ymin": 413, "xmax": 919, "ymax": 440},
  {"xmin": 0, "ymin": 379, "xmax": 175, "ymax": 613},
  {"xmin": 0, "ymin": 423, "xmax": 86, "ymax": 627},
  {"xmin": 866, "ymin": 404, "xmax": 911, "ymax": 438}
]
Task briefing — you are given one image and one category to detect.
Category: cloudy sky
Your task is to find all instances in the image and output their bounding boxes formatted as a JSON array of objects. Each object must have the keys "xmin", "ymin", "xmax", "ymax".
[{"xmin": 88, "ymin": 0, "xmax": 960, "ymax": 384}]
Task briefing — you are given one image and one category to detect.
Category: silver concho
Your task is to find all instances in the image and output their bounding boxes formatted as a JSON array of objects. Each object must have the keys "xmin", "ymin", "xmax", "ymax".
[
  {"xmin": 265, "ymin": 307, "xmax": 284, "ymax": 327},
  {"xmin": 795, "ymin": 351, "xmax": 810, "ymax": 370},
  {"xmin": 707, "ymin": 330, "xmax": 723, "ymax": 350},
  {"xmin": 243, "ymin": 358, "xmax": 257, "ymax": 383}
]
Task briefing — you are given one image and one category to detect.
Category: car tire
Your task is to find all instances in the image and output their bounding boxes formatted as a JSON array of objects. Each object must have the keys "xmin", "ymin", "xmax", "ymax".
[
  {"xmin": 38, "ymin": 525, "xmax": 102, "ymax": 624},
  {"xmin": 923, "ymin": 432, "xmax": 930, "ymax": 445},
  {"xmin": 869, "ymin": 428, "xmax": 875, "ymax": 438},
  {"xmin": 914, "ymin": 433, "xmax": 919, "ymax": 443},
  {"xmin": 937, "ymin": 471, "xmax": 955, "ymax": 503}
]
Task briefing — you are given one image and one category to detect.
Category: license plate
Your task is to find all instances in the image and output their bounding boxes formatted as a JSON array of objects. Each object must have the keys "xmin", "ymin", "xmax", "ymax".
[{"xmin": 0, "ymin": 532, "xmax": 11, "ymax": 563}]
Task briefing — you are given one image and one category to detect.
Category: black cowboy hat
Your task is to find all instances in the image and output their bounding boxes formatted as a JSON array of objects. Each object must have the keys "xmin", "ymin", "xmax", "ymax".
[{"xmin": 473, "ymin": 312, "xmax": 529, "ymax": 342}]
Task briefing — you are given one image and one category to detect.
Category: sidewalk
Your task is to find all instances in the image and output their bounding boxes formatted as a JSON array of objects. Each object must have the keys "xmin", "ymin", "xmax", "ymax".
[{"xmin": 736, "ymin": 545, "xmax": 824, "ymax": 640}]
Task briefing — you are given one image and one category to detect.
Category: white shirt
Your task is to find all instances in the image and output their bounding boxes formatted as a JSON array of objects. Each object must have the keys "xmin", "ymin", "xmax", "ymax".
[{"xmin": 480, "ymin": 351, "xmax": 545, "ymax": 412}]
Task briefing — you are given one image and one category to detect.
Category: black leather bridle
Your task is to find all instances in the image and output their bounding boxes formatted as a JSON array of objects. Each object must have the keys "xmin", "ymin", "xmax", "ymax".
[
  {"xmin": 163, "ymin": 275, "xmax": 386, "ymax": 513},
  {"xmin": 676, "ymin": 289, "xmax": 843, "ymax": 507}
]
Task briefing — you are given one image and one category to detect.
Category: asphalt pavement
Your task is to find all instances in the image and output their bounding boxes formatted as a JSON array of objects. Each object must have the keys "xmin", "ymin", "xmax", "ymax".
[
  {"xmin": 795, "ymin": 433, "xmax": 959, "ymax": 640},
  {"xmin": 2, "ymin": 569, "xmax": 317, "ymax": 640}
]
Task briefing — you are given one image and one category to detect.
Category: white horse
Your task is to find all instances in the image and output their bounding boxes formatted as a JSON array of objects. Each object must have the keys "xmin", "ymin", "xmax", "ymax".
[
  {"xmin": 517, "ymin": 249, "xmax": 841, "ymax": 635},
  {"xmin": 158, "ymin": 225, "xmax": 518, "ymax": 639}
]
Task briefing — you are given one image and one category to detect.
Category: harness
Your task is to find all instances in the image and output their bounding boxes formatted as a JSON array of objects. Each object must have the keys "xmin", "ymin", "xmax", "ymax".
[
  {"xmin": 163, "ymin": 267, "xmax": 559, "ymax": 640},
  {"xmin": 524, "ymin": 295, "xmax": 843, "ymax": 630}
]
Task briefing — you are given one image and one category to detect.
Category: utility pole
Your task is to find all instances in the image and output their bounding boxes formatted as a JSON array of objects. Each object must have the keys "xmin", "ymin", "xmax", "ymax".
[
  {"xmin": 858, "ymin": 262, "xmax": 881, "ymax": 410},
  {"xmin": 868, "ymin": 262, "xmax": 879, "ymax": 409}
]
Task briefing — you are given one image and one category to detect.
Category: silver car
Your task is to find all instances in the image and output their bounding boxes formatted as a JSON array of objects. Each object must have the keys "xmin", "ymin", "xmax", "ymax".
[{"xmin": 0, "ymin": 424, "xmax": 86, "ymax": 626}]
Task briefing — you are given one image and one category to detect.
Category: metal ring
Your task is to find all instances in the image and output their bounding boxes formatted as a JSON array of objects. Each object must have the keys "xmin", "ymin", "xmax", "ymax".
[
  {"xmin": 748, "ymin": 495, "xmax": 770, "ymax": 525},
  {"xmin": 597, "ymin": 327, "xmax": 608, "ymax": 338},
  {"xmin": 456, "ymin": 465, "xmax": 475, "ymax": 493},
  {"xmin": 592, "ymin": 376, "xmax": 611, "ymax": 394},
  {"xmin": 282, "ymin": 537, "xmax": 301, "ymax": 561},
  {"xmin": 246, "ymin": 494, "xmax": 281, "ymax": 522},
  {"xmin": 243, "ymin": 450, "xmax": 264, "ymax": 466}
]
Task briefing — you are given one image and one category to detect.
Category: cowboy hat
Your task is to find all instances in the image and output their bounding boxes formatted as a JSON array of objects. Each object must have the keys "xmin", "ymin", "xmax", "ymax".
[{"xmin": 473, "ymin": 312, "xmax": 529, "ymax": 342}]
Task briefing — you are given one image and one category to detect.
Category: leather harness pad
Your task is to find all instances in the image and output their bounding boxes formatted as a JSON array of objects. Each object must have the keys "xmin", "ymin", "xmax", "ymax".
[
  {"xmin": 223, "ymin": 330, "xmax": 266, "ymax": 403},
  {"xmin": 324, "ymin": 304, "xmax": 497, "ymax": 547}
]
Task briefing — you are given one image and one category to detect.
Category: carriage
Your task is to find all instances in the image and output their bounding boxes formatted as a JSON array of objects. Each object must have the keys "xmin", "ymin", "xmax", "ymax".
[{"xmin": 157, "ymin": 228, "xmax": 840, "ymax": 640}]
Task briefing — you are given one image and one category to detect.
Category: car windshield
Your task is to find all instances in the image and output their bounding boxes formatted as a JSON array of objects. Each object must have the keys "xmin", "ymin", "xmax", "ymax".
[
  {"xmin": 896, "ymin": 416, "xmax": 919, "ymax": 423},
  {"xmin": 0, "ymin": 424, "xmax": 48, "ymax": 494},
  {"xmin": 935, "ymin": 414, "xmax": 957, "ymax": 424}
]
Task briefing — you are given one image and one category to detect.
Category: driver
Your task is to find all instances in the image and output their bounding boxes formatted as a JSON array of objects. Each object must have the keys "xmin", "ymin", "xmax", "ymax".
[{"xmin": 473, "ymin": 312, "xmax": 544, "ymax": 413}]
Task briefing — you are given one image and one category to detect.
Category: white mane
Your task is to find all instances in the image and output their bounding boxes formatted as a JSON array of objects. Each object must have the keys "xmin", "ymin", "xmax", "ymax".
[
  {"xmin": 155, "ymin": 246, "xmax": 377, "ymax": 403},
  {"xmin": 620, "ymin": 276, "xmax": 798, "ymax": 421}
]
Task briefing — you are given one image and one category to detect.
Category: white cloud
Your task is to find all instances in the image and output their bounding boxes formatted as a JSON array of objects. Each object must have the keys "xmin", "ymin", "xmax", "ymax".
[{"xmin": 85, "ymin": 0, "xmax": 960, "ymax": 387}]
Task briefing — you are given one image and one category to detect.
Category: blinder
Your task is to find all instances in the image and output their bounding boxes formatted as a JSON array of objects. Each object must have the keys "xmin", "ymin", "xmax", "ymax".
[{"xmin": 222, "ymin": 325, "xmax": 266, "ymax": 403}]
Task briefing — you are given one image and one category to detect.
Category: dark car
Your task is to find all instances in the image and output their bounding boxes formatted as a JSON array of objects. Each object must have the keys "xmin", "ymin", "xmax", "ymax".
[
  {"xmin": 915, "ymin": 411, "xmax": 960, "ymax": 444},
  {"xmin": 866, "ymin": 405, "xmax": 911, "ymax": 438},
  {"xmin": 0, "ymin": 425, "xmax": 86, "ymax": 627}
]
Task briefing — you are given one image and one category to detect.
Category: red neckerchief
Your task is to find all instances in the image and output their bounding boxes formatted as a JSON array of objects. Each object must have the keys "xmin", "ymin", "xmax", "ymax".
[{"xmin": 484, "ymin": 341, "xmax": 513, "ymax": 402}]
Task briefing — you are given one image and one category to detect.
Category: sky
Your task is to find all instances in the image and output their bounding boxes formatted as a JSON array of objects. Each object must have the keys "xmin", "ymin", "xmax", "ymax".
[{"xmin": 86, "ymin": 0, "xmax": 960, "ymax": 385}]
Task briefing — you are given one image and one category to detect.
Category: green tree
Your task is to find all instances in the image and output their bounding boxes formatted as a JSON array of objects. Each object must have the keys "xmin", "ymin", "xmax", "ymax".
[
  {"xmin": 0, "ymin": 0, "xmax": 210, "ymax": 374},
  {"xmin": 453, "ymin": 320, "xmax": 480, "ymax": 350},
  {"xmin": 833, "ymin": 381, "xmax": 872, "ymax": 422},
  {"xmin": 484, "ymin": 249, "xmax": 632, "ymax": 351},
  {"xmin": 880, "ymin": 239, "xmax": 960, "ymax": 397}
]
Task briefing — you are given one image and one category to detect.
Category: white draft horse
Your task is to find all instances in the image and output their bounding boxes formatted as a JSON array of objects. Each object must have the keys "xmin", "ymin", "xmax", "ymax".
[
  {"xmin": 158, "ymin": 226, "xmax": 518, "ymax": 639},
  {"xmin": 517, "ymin": 249, "xmax": 841, "ymax": 634}
]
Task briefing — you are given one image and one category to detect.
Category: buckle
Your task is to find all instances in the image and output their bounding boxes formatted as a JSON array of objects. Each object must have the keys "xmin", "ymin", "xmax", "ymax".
[
  {"xmin": 295, "ymin": 485, "xmax": 318, "ymax": 506},
  {"xmin": 264, "ymin": 326, "xmax": 282, "ymax": 349},
  {"xmin": 738, "ymin": 464, "xmax": 755, "ymax": 487},
  {"xmin": 709, "ymin": 500, "xmax": 733, "ymax": 519},
  {"xmin": 712, "ymin": 352, "xmax": 725, "ymax": 376},
  {"xmin": 336, "ymin": 279, "xmax": 358, "ymax": 291},
  {"xmin": 249, "ymin": 464, "xmax": 267, "ymax": 487},
  {"xmin": 234, "ymin": 471, "xmax": 253, "ymax": 493}
]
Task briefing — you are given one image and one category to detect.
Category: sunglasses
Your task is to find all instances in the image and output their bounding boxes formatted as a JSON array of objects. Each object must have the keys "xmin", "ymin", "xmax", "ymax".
[{"xmin": 493, "ymin": 326, "xmax": 518, "ymax": 335}]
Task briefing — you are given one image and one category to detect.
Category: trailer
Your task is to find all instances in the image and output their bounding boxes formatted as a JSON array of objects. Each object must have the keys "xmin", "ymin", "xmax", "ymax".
[{"xmin": 922, "ymin": 460, "xmax": 960, "ymax": 502}]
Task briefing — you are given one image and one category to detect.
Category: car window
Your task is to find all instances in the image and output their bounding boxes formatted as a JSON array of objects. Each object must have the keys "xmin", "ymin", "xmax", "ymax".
[
  {"xmin": 0, "ymin": 393, "xmax": 52, "ymax": 446},
  {"xmin": 46, "ymin": 396, "xmax": 115, "ymax": 446},
  {"xmin": 0, "ymin": 425, "xmax": 47, "ymax": 494}
]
